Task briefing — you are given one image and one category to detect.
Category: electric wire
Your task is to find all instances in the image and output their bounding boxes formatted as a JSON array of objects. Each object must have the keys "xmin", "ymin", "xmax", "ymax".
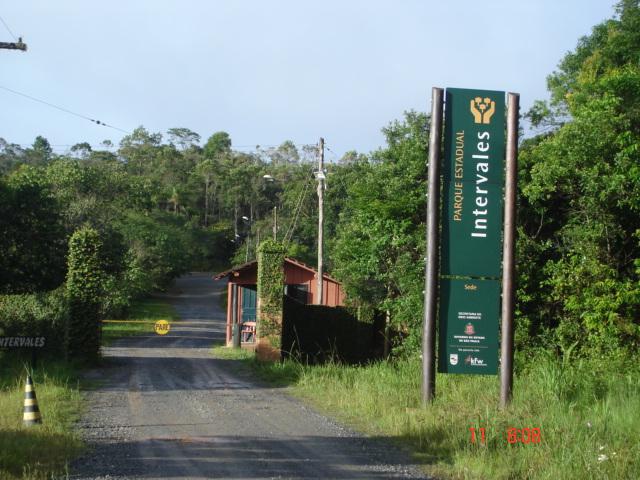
[
  {"xmin": 0, "ymin": 85, "xmax": 130, "ymax": 134},
  {"xmin": 0, "ymin": 15, "xmax": 18, "ymax": 41},
  {"xmin": 325, "ymin": 145, "xmax": 340, "ymax": 161},
  {"xmin": 283, "ymin": 171, "xmax": 314, "ymax": 246}
]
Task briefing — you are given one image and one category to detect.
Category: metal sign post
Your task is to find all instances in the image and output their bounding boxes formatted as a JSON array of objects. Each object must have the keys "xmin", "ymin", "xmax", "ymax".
[
  {"xmin": 422, "ymin": 87, "xmax": 444, "ymax": 404},
  {"xmin": 500, "ymin": 93, "xmax": 519, "ymax": 408},
  {"xmin": 423, "ymin": 86, "xmax": 519, "ymax": 405}
]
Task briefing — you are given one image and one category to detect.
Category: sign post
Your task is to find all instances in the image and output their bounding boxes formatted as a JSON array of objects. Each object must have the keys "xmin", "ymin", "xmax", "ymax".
[
  {"xmin": 422, "ymin": 87, "xmax": 444, "ymax": 404},
  {"xmin": 422, "ymin": 86, "xmax": 518, "ymax": 405},
  {"xmin": 500, "ymin": 93, "xmax": 519, "ymax": 408}
]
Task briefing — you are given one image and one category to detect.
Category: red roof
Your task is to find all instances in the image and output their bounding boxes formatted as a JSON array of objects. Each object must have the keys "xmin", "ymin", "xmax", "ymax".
[{"xmin": 213, "ymin": 257, "xmax": 341, "ymax": 283}]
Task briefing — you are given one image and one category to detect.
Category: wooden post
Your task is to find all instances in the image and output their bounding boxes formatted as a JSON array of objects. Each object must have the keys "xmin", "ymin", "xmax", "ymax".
[
  {"xmin": 226, "ymin": 283, "xmax": 233, "ymax": 344},
  {"xmin": 500, "ymin": 93, "xmax": 519, "ymax": 408},
  {"xmin": 273, "ymin": 206, "xmax": 277, "ymax": 240},
  {"xmin": 422, "ymin": 87, "xmax": 444, "ymax": 404},
  {"xmin": 232, "ymin": 284, "xmax": 240, "ymax": 348},
  {"xmin": 316, "ymin": 137, "xmax": 325, "ymax": 305}
]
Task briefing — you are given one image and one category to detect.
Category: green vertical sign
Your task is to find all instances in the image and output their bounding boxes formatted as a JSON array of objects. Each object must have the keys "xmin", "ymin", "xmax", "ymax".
[
  {"xmin": 438, "ymin": 278, "xmax": 499, "ymax": 374},
  {"xmin": 441, "ymin": 88, "xmax": 505, "ymax": 278},
  {"xmin": 438, "ymin": 87, "xmax": 506, "ymax": 376}
]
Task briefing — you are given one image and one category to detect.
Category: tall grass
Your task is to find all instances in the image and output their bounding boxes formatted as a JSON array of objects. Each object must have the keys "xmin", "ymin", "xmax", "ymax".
[
  {"xmin": 0, "ymin": 353, "xmax": 84, "ymax": 479},
  {"xmin": 245, "ymin": 350, "xmax": 640, "ymax": 479}
]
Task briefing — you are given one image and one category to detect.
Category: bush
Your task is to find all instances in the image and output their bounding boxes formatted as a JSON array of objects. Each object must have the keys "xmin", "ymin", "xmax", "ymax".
[
  {"xmin": 117, "ymin": 211, "xmax": 194, "ymax": 290},
  {"xmin": 65, "ymin": 226, "xmax": 103, "ymax": 361},
  {"xmin": 0, "ymin": 288, "xmax": 68, "ymax": 355}
]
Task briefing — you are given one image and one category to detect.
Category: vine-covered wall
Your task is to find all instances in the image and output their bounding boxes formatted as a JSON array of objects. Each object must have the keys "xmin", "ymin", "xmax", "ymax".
[
  {"xmin": 256, "ymin": 239, "xmax": 285, "ymax": 361},
  {"xmin": 65, "ymin": 226, "xmax": 104, "ymax": 361}
]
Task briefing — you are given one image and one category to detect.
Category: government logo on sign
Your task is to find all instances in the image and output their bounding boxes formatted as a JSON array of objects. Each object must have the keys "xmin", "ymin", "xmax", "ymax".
[{"xmin": 470, "ymin": 97, "xmax": 496, "ymax": 124}]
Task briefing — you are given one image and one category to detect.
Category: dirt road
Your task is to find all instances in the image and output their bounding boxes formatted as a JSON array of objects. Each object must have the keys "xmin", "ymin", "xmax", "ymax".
[{"xmin": 71, "ymin": 273, "xmax": 429, "ymax": 480}]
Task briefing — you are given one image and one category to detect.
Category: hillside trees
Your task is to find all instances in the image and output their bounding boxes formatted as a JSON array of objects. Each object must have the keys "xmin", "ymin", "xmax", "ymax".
[
  {"xmin": 0, "ymin": 170, "xmax": 66, "ymax": 294},
  {"xmin": 518, "ymin": 0, "xmax": 640, "ymax": 353},
  {"xmin": 332, "ymin": 111, "xmax": 428, "ymax": 352}
]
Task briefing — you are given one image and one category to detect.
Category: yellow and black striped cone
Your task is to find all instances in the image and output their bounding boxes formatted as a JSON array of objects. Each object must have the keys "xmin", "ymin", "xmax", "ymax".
[{"xmin": 23, "ymin": 375, "xmax": 42, "ymax": 426}]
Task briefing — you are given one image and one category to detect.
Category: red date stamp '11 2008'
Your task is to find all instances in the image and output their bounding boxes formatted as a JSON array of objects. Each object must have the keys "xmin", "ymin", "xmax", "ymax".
[{"xmin": 469, "ymin": 427, "xmax": 542, "ymax": 445}]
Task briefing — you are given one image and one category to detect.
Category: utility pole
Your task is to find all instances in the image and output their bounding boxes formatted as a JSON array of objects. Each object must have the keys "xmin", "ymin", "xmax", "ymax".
[
  {"xmin": 204, "ymin": 174, "xmax": 210, "ymax": 227},
  {"xmin": 315, "ymin": 137, "xmax": 325, "ymax": 305},
  {"xmin": 272, "ymin": 206, "xmax": 278, "ymax": 240},
  {"xmin": 0, "ymin": 37, "xmax": 27, "ymax": 51}
]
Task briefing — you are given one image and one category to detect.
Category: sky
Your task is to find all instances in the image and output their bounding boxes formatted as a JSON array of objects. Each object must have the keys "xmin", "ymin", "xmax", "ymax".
[{"xmin": 0, "ymin": 1, "xmax": 617, "ymax": 158}]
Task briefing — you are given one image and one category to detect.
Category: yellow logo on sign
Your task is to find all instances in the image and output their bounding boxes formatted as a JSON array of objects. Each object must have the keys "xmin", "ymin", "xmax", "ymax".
[
  {"xmin": 470, "ymin": 97, "xmax": 496, "ymax": 124},
  {"xmin": 154, "ymin": 320, "xmax": 170, "ymax": 335}
]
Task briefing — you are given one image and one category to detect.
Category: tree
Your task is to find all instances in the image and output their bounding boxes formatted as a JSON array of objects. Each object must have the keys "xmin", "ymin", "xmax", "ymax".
[
  {"xmin": 26, "ymin": 135, "xmax": 53, "ymax": 165},
  {"xmin": 119, "ymin": 126, "xmax": 163, "ymax": 175},
  {"xmin": 0, "ymin": 169, "xmax": 67, "ymax": 294},
  {"xmin": 333, "ymin": 111, "xmax": 428, "ymax": 353},
  {"xmin": 518, "ymin": 0, "xmax": 640, "ymax": 354},
  {"xmin": 71, "ymin": 142, "xmax": 92, "ymax": 159},
  {"xmin": 204, "ymin": 131, "xmax": 231, "ymax": 159},
  {"xmin": 0, "ymin": 138, "xmax": 26, "ymax": 173},
  {"xmin": 167, "ymin": 127, "xmax": 201, "ymax": 151}
]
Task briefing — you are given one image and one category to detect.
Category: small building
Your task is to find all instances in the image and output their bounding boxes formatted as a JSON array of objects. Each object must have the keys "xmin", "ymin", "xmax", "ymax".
[{"xmin": 213, "ymin": 257, "xmax": 346, "ymax": 347}]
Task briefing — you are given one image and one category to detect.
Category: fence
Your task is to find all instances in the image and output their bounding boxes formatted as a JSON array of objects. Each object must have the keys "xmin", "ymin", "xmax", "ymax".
[{"xmin": 282, "ymin": 295, "xmax": 385, "ymax": 364}]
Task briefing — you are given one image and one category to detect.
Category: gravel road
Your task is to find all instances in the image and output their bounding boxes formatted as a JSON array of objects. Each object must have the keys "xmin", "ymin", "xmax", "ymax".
[{"xmin": 71, "ymin": 273, "xmax": 430, "ymax": 480}]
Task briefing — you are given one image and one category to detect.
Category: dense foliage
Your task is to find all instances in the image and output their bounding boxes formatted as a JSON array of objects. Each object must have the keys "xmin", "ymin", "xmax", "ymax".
[
  {"xmin": 0, "ymin": 289, "xmax": 68, "ymax": 355},
  {"xmin": 256, "ymin": 240, "xmax": 285, "ymax": 346},
  {"xmin": 1, "ymin": 1, "xmax": 638, "ymax": 363},
  {"xmin": 518, "ymin": 0, "xmax": 640, "ymax": 354},
  {"xmin": 65, "ymin": 227, "xmax": 103, "ymax": 360}
]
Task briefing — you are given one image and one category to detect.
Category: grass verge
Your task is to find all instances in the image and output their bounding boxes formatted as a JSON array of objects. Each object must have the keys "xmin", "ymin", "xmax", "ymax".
[
  {"xmin": 102, "ymin": 298, "xmax": 179, "ymax": 345},
  {"xmin": 212, "ymin": 346, "xmax": 640, "ymax": 479},
  {"xmin": 0, "ymin": 352, "xmax": 84, "ymax": 480}
]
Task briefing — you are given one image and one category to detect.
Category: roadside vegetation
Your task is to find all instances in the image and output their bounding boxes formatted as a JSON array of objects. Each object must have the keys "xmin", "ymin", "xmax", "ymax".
[
  {"xmin": 0, "ymin": 353, "xmax": 83, "ymax": 480},
  {"xmin": 211, "ymin": 348, "xmax": 640, "ymax": 479},
  {"xmin": 1, "ymin": 1, "xmax": 639, "ymax": 479}
]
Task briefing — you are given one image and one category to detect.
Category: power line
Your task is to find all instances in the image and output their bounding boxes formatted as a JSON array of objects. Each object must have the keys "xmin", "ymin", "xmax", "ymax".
[
  {"xmin": 325, "ymin": 145, "xmax": 340, "ymax": 162},
  {"xmin": 0, "ymin": 85, "xmax": 130, "ymax": 134},
  {"xmin": 0, "ymin": 15, "xmax": 18, "ymax": 41},
  {"xmin": 233, "ymin": 143, "xmax": 316, "ymax": 150},
  {"xmin": 283, "ymin": 172, "xmax": 314, "ymax": 245}
]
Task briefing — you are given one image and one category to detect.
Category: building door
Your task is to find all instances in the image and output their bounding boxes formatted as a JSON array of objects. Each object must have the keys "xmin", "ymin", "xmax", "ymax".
[{"xmin": 241, "ymin": 285, "xmax": 257, "ymax": 323}]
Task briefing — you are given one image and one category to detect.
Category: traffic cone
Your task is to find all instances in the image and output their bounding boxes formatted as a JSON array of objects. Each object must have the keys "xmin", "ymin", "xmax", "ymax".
[{"xmin": 23, "ymin": 375, "xmax": 42, "ymax": 426}]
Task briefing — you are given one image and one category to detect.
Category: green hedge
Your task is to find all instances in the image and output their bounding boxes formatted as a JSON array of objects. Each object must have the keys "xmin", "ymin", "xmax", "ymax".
[
  {"xmin": 65, "ymin": 226, "xmax": 103, "ymax": 361},
  {"xmin": 256, "ymin": 240, "xmax": 285, "ymax": 345},
  {"xmin": 0, "ymin": 288, "xmax": 68, "ymax": 355}
]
